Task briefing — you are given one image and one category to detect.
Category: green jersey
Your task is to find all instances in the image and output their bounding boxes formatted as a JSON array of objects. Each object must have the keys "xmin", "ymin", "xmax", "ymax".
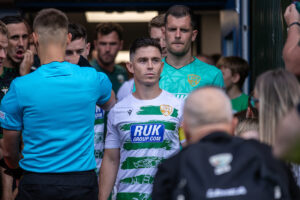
[
  {"xmin": 159, "ymin": 57, "xmax": 224, "ymax": 99},
  {"xmin": 105, "ymin": 90, "xmax": 183, "ymax": 199},
  {"xmin": 231, "ymin": 93, "xmax": 248, "ymax": 113},
  {"xmin": 90, "ymin": 59, "xmax": 128, "ymax": 93}
]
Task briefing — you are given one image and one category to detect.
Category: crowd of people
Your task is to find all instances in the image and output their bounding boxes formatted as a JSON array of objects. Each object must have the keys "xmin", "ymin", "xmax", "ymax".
[{"xmin": 0, "ymin": 3, "xmax": 299, "ymax": 200}]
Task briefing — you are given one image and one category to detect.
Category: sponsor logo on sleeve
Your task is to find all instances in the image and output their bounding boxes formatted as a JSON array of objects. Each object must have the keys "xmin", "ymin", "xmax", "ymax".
[
  {"xmin": 95, "ymin": 106, "xmax": 104, "ymax": 119},
  {"xmin": 130, "ymin": 124, "xmax": 165, "ymax": 143},
  {"xmin": 188, "ymin": 74, "xmax": 201, "ymax": 87},
  {"xmin": 0, "ymin": 111, "xmax": 5, "ymax": 120},
  {"xmin": 209, "ymin": 153, "xmax": 233, "ymax": 175},
  {"xmin": 160, "ymin": 105, "xmax": 173, "ymax": 116}
]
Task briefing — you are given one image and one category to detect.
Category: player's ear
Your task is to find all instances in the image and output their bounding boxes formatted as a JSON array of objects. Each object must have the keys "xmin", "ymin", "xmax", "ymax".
[
  {"xmin": 126, "ymin": 61, "xmax": 134, "ymax": 74},
  {"xmin": 32, "ymin": 32, "xmax": 38, "ymax": 44},
  {"xmin": 67, "ymin": 33, "xmax": 72, "ymax": 45},
  {"xmin": 86, "ymin": 42, "xmax": 91, "ymax": 54}
]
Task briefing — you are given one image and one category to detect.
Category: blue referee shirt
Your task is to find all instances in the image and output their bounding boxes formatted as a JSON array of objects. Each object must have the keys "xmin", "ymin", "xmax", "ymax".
[{"xmin": 0, "ymin": 61, "xmax": 112, "ymax": 173}]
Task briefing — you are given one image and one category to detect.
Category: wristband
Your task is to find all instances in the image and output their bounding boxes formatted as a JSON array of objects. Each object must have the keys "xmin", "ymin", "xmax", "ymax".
[{"xmin": 287, "ymin": 22, "xmax": 300, "ymax": 31}]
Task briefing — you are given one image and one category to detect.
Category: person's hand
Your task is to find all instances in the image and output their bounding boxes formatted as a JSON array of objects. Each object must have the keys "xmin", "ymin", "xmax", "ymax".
[
  {"xmin": 284, "ymin": 4, "xmax": 300, "ymax": 26},
  {"xmin": 19, "ymin": 50, "xmax": 34, "ymax": 76}
]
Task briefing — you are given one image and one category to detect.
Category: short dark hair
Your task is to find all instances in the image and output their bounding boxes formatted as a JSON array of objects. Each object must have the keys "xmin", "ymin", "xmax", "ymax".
[
  {"xmin": 165, "ymin": 5, "xmax": 196, "ymax": 29},
  {"xmin": 130, "ymin": 37, "xmax": 162, "ymax": 61},
  {"xmin": 1, "ymin": 15, "xmax": 24, "ymax": 25},
  {"xmin": 68, "ymin": 23, "xmax": 87, "ymax": 42},
  {"xmin": 95, "ymin": 23, "xmax": 123, "ymax": 40},
  {"xmin": 0, "ymin": 21, "xmax": 8, "ymax": 36},
  {"xmin": 1, "ymin": 15, "xmax": 30, "ymax": 33},
  {"xmin": 216, "ymin": 56, "xmax": 249, "ymax": 89}
]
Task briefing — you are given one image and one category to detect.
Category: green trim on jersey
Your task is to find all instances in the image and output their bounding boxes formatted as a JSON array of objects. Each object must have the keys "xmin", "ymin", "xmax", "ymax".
[
  {"xmin": 137, "ymin": 105, "xmax": 178, "ymax": 117},
  {"xmin": 117, "ymin": 192, "xmax": 151, "ymax": 200},
  {"xmin": 123, "ymin": 140, "xmax": 172, "ymax": 151},
  {"xmin": 121, "ymin": 156, "xmax": 164, "ymax": 169},
  {"xmin": 120, "ymin": 174, "xmax": 154, "ymax": 185},
  {"xmin": 120, "ymin": 120, "xmax": 177, "ymax": 131},
  {"xmin": 94, "ymin": 118, "xmax": 104, "ymax": 125}
]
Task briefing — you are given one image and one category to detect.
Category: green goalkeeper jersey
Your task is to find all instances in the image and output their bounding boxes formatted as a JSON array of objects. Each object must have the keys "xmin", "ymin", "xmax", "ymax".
[{"xmin": 159, "ymin": 57, "xmax": 224, "ymax": 99}]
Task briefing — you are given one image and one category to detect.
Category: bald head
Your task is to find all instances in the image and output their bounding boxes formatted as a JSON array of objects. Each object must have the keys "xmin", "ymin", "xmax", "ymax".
[{"xmin": 184, "ymin": 87, "xmax": 233, "ymax": 143}]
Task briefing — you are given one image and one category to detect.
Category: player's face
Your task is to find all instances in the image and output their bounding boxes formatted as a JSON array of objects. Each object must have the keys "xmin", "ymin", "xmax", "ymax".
[
  {"xmin": 6, "ymin": 22, "xmax": 29, "ymax": 63},
  {"xmin": 94, "ymin": 31, "xmax": 123, "ymax": 66},
  {"xmin": 65, "ymin": 38, "xmax": 90, "ymax": 64},
  {"xmin": 165, "ymin": 15, "xmax": 197, "ymax": 57},
  {"xmin": 150, "ymin": 27, "xmax": 167, "ymax": 58},
  {"xmin": 0, "ymin": 33, "xmax": 8, "ymax": 68},
  {"xmin": 128, "ymin": 46, "xmax": 163, "ymax": 87}
]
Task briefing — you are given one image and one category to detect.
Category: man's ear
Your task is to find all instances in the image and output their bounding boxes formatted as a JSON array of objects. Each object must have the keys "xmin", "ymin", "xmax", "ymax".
[
  {"xmin": 126, "ymin": 61, "xmax": 134, "ymax": 74},
  {"xmin": 232, "ymin": 73, "xmax": 240, "ymax": 84},
  {"xmin": 191, "ymin": 29, "xmax": 198, "ymax": 42},
  {"xmin": 86, "ymin": 42, "xmax": 91, "ymax": 56},
  {"xmin": 32, "ymin": 32, "xmax": 38, "ymax": 44},
  {"xmin": 67, "ymin": 33, "xmax": 72, "ymax": 45}
]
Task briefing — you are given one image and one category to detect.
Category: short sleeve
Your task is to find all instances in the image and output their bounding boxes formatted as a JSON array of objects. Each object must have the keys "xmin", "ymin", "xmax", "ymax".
[
  {"xmin": 96, "ymin": 72, "xmax": 112, "ymax": 105},
  {"xmin": 104, "ymin": 109, "xmax": 120, "ymax": 149},
  {"xmin": 213, "ymin": 70, "xmax": 225, "ymax": 88},
  {"xmin": 0, "ymin": 81, "xmax": 23, "ymax": 130}
]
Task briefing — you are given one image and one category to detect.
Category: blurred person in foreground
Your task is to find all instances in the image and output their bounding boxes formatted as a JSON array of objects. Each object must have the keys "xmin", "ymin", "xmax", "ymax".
[
  {"xmin": 274, "ymin": 104, "xmax": 300, "ymax": 164},
  {"xmin": 254, "ymin": 69, "xmax": 300, "ymax": 186},
  {"xmin": 152, "ymin": 87, "xmax": 300, "ymax": 200},
  {"xmin": 0, "ymin": 8, "xmax": 115, "ymax": 200}
]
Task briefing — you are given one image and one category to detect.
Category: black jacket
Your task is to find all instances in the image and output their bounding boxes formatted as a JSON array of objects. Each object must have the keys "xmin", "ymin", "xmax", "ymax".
[{"xmin": 152, "ymin": 132, "xmax": 300, "ymax": 200}]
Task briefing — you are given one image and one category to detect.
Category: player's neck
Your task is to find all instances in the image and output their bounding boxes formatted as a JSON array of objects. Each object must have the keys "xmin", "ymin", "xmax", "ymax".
[
  {"xmin": 97, "ymin": 58, "xmax": 115, "ymax": 73},
  {"xmin": 227, "ymin": 85, "xmax": 242, "ymax": 99},
  {"xmin": 165, "ymin": 49, "xmax": 193, "ymax": 69},
  {"xmin": 38, "ymin": 44, "xmax": 65, "ymax": 65},
  {"xmin": 133, "ymin": 82, "xmax": 162, "ymax": 100}
]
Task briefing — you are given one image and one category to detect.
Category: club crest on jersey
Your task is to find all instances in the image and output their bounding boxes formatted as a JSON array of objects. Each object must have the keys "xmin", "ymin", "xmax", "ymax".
[
  {"xmin": 209, "ymin": 153, "xmax": 233, "ymax": 175},
  {"xmin": 160, "ymin": 105, "xmax": 173, "ymax": 116},
  {"xmin": 130, "ymin": 124, "xmax": 165, "ymax": 143},
  {"xmin": 188, "ymin": 74, "xmax": 201, "ymax": 87}
]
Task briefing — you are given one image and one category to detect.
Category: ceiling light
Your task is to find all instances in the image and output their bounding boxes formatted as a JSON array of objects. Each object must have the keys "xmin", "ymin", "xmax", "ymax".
[{"xmin": 85, "ymin": 11, "xmax": 159, "ymax": 23}]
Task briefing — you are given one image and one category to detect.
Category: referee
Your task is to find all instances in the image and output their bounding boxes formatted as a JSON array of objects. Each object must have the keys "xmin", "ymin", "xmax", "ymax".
[{"xmin": 0, "ymin": 8, "xmax": 115, "ymax": 200}]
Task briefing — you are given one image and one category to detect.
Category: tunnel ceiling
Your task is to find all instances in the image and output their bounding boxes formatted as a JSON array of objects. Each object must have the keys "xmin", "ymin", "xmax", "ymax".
[{"xmin": 14, "ymin": 0, "xmax": 228, "ymax": 11}]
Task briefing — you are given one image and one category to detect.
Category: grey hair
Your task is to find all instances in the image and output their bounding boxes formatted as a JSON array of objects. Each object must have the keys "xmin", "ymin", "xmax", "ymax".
[{"xmin": 184, "ymin": 86, "xmax": 232, "ymax": 127}]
